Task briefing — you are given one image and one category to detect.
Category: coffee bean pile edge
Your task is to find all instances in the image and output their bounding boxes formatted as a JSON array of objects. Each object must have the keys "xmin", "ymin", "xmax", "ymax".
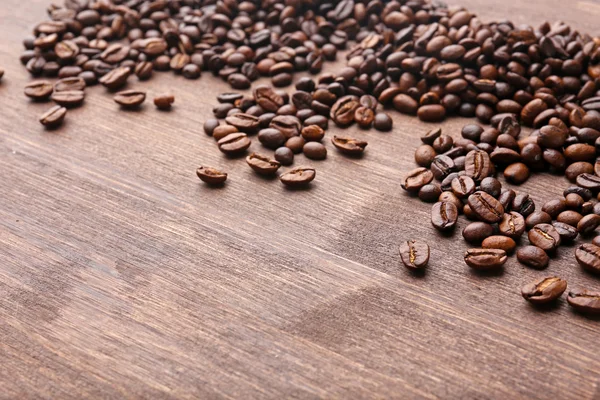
[{"xmin": 20, "ymin": 1, "xmax": 600, "ymax": 315}]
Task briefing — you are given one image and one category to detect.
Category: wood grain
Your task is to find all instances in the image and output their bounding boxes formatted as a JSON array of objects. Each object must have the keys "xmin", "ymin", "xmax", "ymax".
[{"xmin": 1, "ymin": 1, "xmax": 600, "ymax": 399}]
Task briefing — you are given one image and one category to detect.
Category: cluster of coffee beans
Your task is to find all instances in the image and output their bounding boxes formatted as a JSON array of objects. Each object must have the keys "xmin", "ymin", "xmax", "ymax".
[{"xmin": 198, "ymin": 80, "xmax": 393, "ymax": 186}]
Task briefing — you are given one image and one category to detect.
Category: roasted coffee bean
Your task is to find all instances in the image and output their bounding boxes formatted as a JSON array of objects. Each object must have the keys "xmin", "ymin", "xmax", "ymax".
[
  {"xmin": 464, "ymin": 150, "xmax": 492, "ymax": 181},
  {"xmin": 564, "ymin": 186, "xmax": 593, "ymax": 200},
  {"xmin": 331, "ymin": 95, "xmax": 360, "ymax": 126},
  {"xmin": 565, "ymin": 162, "xmax": 594, "ymax": 182},
  {"xmin": 421, "ymin": 128, "xmax": 442, "ymax": 145},
  {"xmin": 113, "ymin": 90, "xmax": 145, "ymax": 108},
  {"xmin": 464, "ymin": 248, "xmax": 507, "ymax": 270},
  {"xmin": 154, "ymin": 94, "xmax": 174, "ymax": 110},
  {"xmin": 258, "ymin": 128, "xmax": 286, "ymax": 149},
  {"xmin": 213, "ymin": 103, "xmax": 234, "ymax": 118},
  {"xmin": 226, "ymin": 113, "xmax": 260, "ymax": 134},
  {"xmin": 254, "ymin": 86, "xmax": 284, "ymax": 112},
  {"xmin": 517, "ymin": 245, "xmax": 549, "ymax": 270},
  {"xmin": 468, "ymin": 191, "xmax": 504, "ymax": 223},
  {"xmin": 218, "ymin": 93, "xmax": 244, "ymax": 104},
  {"xmin": 578, "ymin": 214, "xmax": 600, "ymax": 234},
  {"xmin": 567, "ymin": 289, "xmax": 600, "ymax": 314},
  {"xmin": 430, "ymin": 155, "xmax": 455, "ymax": 181},
  {"xmin": 213, "ymin": 125, "xmax": 238, "ymax": 141},
  {"xmin": 196, "ymin": 166, "xmax": 227, "ymax": 185},
  {"xmin": 528, "ymin": 224, "xmax": 561, "ymax": 251},
  {"xmin": 566, "ymin": 193, "xmax": 586, "ymax": 209},
  {"xmin": 512, "ymin": 194, "xmax": 535, "ymax": 217},
  {"xmin": 274, "ymin": 147, "xmax": 294, "ymax": 166},
  {"xmin": 228, "ymin": 73, "xmax": 251, "ymax": 89},
  {"xmin": 303, "ymin": 142, "xmax": 327, "ymax": 160},
  {"xmin": 54, "ymin": 77, "xmax": 86, "ymax": 92},
  {"xmin": 374, "ymin": 113, "xmax": 393, "ymax": 131},
  {"xmin": 135, "ymin": 61, "xmax": 153, "ymax": 80},
  {"xmin": 576, "ymin": 173, "xmax": 600, "ymax": 191},
  {"xmin": 286, "ymin": 136, "xmax": 306, "ymax": 154},
  {"xmin": 543, "ymin": 199, "xmax": 567, "ymax": 218},
  {"xmin": 301, "ymin": 125, "xmax": 325, "ymax": 142},
  {"xmin": 204, "ymin": 119, "xmax": 219, "ymax": 136},
  {"xmin": 504, "ymin": 163, "xmax": 530, "ymax": 184},
  {"xmin": 432, "ymin": 135, "xmax": 453, "ymax": 154},
  {"xmin": 399, "ymin": 240, "xmax": 430, "ymax": 270},
  {"xmin": 24, "ymin": 80, "xmax": 54, "ymax": 100},
  {"xmin": 280, "ymin": 167, "xmax": 316, "ymax": 187},
  {"xmin": 575, "ymin": 243, "xmax": 600, "ymax": 274},
  {"xmin": 451, "ymin": 176, "xmax": 476, "ymax": 198},
  {"xmin": 522, "ymin": 277, "xmax": 567, "ymax": 304},
  {"xmin": 332, "ymin": 136, "xmax": 367, "ymax": 155},
  {"xmin": 498, "ymin": 189, "xmax": 516, "ymax": 211},
  {"xmin": 419, "ymin": 184, "xmax": 442, "ymax": 203},
  {"xmin": 480, "ymin": 177, "xmax": 502, "ymax": 198},
  {"xmin": 51, "ymin": 90, "xmax": 84, "ymax": 107},
  {"xmin": 182, "ymin": 64, "xmax": 200, "ymax": 79},
  {"xmin": 552, "ymin": 221, "xmax": 578, "ymax": 242},
  {"xmin": 462, "ymin": 221, "xmax": 494, "ymax": 245},
  {"xmin": 482, "ymin": 236, "xmax": 516, "ymax": 254},
  {"xmin": 431, "ymin": 201, "xmax": 458, "ymax": 231},
  {"xmin": 39, "ymin": 105, "xmax": 66, "ymax": 128},
  {"xmin": 354, "ymin": 106, "xmax": 375, "ymax": 128},
  {"xmin": 246, "ymin": 153, "xmax": 281, "ymax": 176},
  {"xmin": 415, "ymin": 145, "xmax": 437, "ymax": 167},
  {"xmin": 217, "ymin": 133, "xmax": 251, "ymax": 156},
  {"xmin": 499, "ymin": 211, "xmax": 526, "ymax": 239},
  {"xmin": 98, "ymin": 66, "xmax": 130, "ymax": 90},
  {"xmin": 270, "ymin": 115, "xmax": 301, "ymax": 138},
  {"xmin": 526, "ymin": 211, "xmax": 553, "ymax": 230},
  {"xmin": 557, "ymin": 210, "xmax": 584, "ymax": 227},
  {"xmin": 418, "ymin": 104, "xmax": 446, "ymax": 122}
]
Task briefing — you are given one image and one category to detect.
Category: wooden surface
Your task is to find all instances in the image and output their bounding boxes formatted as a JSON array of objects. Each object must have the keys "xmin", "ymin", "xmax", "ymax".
[{"xmin": 2, "ymin": 1, "xmax": 600, "ymax": 399}]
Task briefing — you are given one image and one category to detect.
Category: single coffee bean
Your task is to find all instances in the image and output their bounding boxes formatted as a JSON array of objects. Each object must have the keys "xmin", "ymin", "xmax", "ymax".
[
  {"xmin": 439, "ymin": 192, "xmax": 463, "ymax": 212},
  {"xmin": 226, "ymin": 113, "xmax": 260, "ymax": 134},
  {"xmin": 432, "ymin": 135, "xmax": 453, "ymax": 153},
  {"xmin": 246, "ymin": 153, "xmax": 281, "ymax": 176},
  {"xmin": 565, "ymin": 162, "xmax": 594, "ymax": 182},
  {"xmin": 512, "ymin": 194, "xmax": 535, "ymax": 217},
  {"xmin": 54, "ymin": 77, "xmax": 86, "ymax": 92},
  {"xmin": 253, "ymin": 85, "xmax": 284, "ymax": 112},
  {"xmin": 462, "ymin": 222, "xmax": 494, "ymax": 244},
  {"xmin": 415, "ymin": 145, "xmax": 437, "ymax": 167},
  {"xmin": 304, "ymin": 115, "xmax": 328, "ymax": 130},
  {"xmin": 354, "ymin": 106, "xmax": 375, "ymax": 128},
  {"xmin": 301, "ymin": 125, "xmax": 325, "ymax": 142},
  {"xmin": 258, "ymin": 128, "xmax": 286, "ymax": 149},
  {"xmin": 213, "ymin": 103, "xmax": 234, "ymax": 118},
  {"xmin": 521, "ymin": 277, "xmax": 567, "ymax": 304},
  {"xmin": 39, "ymin": 105, "xmax": 66, "ymax": 128},
  {"xmin": 98, "ymin": 66, "xmax": 130, "ymax": 90},
  {"xmin": 499, "ymin": 211, "xmax": 526, "ymax": 239},
  {"xmin": 576, "ymin": 173, "xmax": 600, "ymax": 191},
  {"xmin": 399, "ymin": 240, "xmax": 430, "ymax": 270},
  {"xmin": 51, "ymin": 90, "xmax": 84, "ymax": 107},
  {"xmin": 577, "ymin": 214, "xmax": 600, "ymax": 234},
  {"xmin": 331, "ymin": 136, "xmax": 367, "ymax": 155},
  {"xmin": 285, "ymin": 136, "xmax": 305, "ymax": 154},
  {"xmin": 217, "ymin": 93, "xmax": 244, "ymax": 104},
  {"xmin": 464, "ymin": 248, "xmax": 507, "ymax": 270},
  {"xmin": 24, "ymin": 80, "xmax": 54, "ymax": 100},
  {"xmin": 274, "ymin": 147, "xmax": 294, "ymax": 166},
  {"xmin": 330, "ymin": 95, "xmax": 360, "ymax": 126},
  {"xmin": 552, "ymin": 221, "xmax": 579, "ymax": 242},
  {"xmin": 418, "ymin": 184, "xmax": 442, "ymax": 203},
  {"xmin": 517, "ymin": 245, "xmax": 549, "ymax": 269},
  {"xmin": 154, "ymin": 94, "xmax": 174, "ymax": 110},
  {"xmin": 567, "ymin": 289, "xmax": 600, "ymax": 314},
  {"xmin": 421, "ymin": 128, "xmax": 442, "ymax": 145},
  {"xmin": 280, "ymin": 166, "xmax": 315, "ymax": 187},
  {"xmin": 498, "ymin": 189, "xmax": 516, "ymax": 211},
  {"xmin": 504, "ymin": 162, "xmax": 530, "ymax": 184},
  {"xmin": 303, "ymin": 142, "xmax": 327, "ymax": 160},
  {"xmin": 113, "ymin": 90, "xmax": 145, "ymax": 108},
  {"xmin": 482, "ymin": 236, "xmax": 516, "ymax": 254},
  {"xmin": 204, "ymin": 119, "xmax": 219, "ymax": 136},
  {"xmin": 430, "ymin": 155, "xmax": 455, "ymax": 181},
  {"xmin": 135, "ymin": 61, "xmax": 153, "ymax": 80},
  {"xmin": 525, "ymin": 211, "xmax": 553, "ymax": 230},
  {"xmin": 431, "ymin": 201, "xmax": 458, "ymax": 231},
  {"xmin": 196, "ymin": 166, "xmax": 227, "ymax": 185},
  {"xmin": 468, "ymin": 191, "xmax": 504, "ymax": 223},
  {"xmin": 418, "ymin": 104, "xmax": 446, "ymax": 122},
  {"xmin": 564, "ymin": 186, "xmax": 593, "ymax": 200},
  {"xmin": 543, "ymin": 199, "xmax": 567, "ymax": 218},
  {"xmin": 575, "ymin": 243, "xmax": 600, "ymax": 274},
  {"xmin": 451, "ymin": 176, "xmax": 476, "ymax": 198},
  {"xmin": 270, "ymin": 115, "xmax": 302, "ymax": 138},
  {"xmin": 528, "ymin": 224, "xmax": 561, "ymax": 251},
  {"xmin": 217, "ymin": 132, "xmax": 251, "ymax": 156},
  {"xmin": 213, "ymin": 125, "xmax": 238, "ymax": 141},
  {"xmin": 464, "ymin": 150, "xmax": 492, "ymax": 182},
  {"xmin": 373, "ymin": 113, "xmax": 393, "ymax": 131},
  {"xmin": 228, "ymin": 73, "xmax": 251, "ymax": 89},
  {"xmin": 557, "ymin": 210, "xmax": 584, "ymax": 227}
]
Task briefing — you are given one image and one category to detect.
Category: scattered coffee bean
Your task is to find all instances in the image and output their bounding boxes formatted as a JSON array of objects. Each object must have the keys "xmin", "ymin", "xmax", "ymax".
[
  {"xmin": 431, "ymin": 201, "xmax": 458, "ymax": 231},
  {"xmin": 373, "ymin": 113, "xmax": 393, "ymax": 131},
  {"xmin": 567, "ymin": 289, "xmax": 600, "ymax": 314},
  {"xmin": 39, "ymin": 105, "xmax": 66, "ymax": 128},
  {"xmin": 303, "ymin": 142, "xmax": 327, "ymax": 160},
  {"xmin": 114, "ymin": 90, "xmax": 145, "ymax": 109},
  {"xmin": 274, "ymin": 147, "xmax": 294, "ymax": 166},
  {"xmin": 464, "ymin": 248, "xmax": 507, "ymax": 270},
  {"xmin": 24, "ymin": 80, "xmax": 53, "ymax": 100},
  {"xmin": 246, "ymin": 153, "xmax": 281, "ymax": 176},
  {"xmin": 574, "ymin": 243, "xmax": 600, "ymax": 274},
  {"xmin": 331, "ymin": 136, "xmax": 367, "ymax": 156},
  {"xmin": 196, "ymin": 166, "xmax": 227, "ymax": 185},
  {"xmin": 522, "ymin": 277, "xmax": 567, "ymax": 304},
  {"xmin": 399, "ymin": 240, "xmax": 430, "ymax": 270},
  {"xmin": 280, "ymin": 167, "xmax": 316, "ymax": 188},
  {"xmin": 402, "ymin": 168, "xmax": 433, "ymax": 193},
  {"xmin": 217, "ymin": 133, "xmax": 251, "ymax": 156},
  {"xmin": 482, "ymin": 236, "xmax": 516, "ymax": 254},
  {"xmin": 154, "ymin": 94, "xmax": 174, "ymax": 110},
  {"xmin": 462, "ymin": 222, "xmax": 494, "ymax": 244},
  {"xmin": 467, "ymin": 191, "xmax": 504, "ymax": 223},
  {"xmin": 517, "ymin": 245, "xmax": 549, "ymax": 269},
  {"xmin": 51, "ymin": 90, "xmax": 84, "ymax": 107}
]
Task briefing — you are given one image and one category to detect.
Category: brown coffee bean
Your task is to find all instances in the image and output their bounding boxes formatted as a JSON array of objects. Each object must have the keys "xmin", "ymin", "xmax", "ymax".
[
  {"xmin": 451, "ymin": 176, "xmax": 476, "ymax": 198},
  {"xmin": 39, "ymin": 105, "xmax": 66, "ymax": 128},
  {"xmin": 499, "ymin": 211, "xmax": 526, "ymax": 239},
  {"xmin": 576, "ymin": 173, "xmax": 600, "ymax": 190},
  {"xmin": 98, "ymin": 66, "xmax": 130, "ymax": 90},
  {"xmin": 213, "ymin": 125, "xmax": 238, "ymax": 141},
  {"xmin": 552, "ymin": 221, "xmax": 579, "ymax": 242},
  {"xmin": 482, "ymin": 236, "xmax": 516, "ymax": 254},
  {"xmin": 504, "ymin": 163, "xmax": 530, "ymax": 184},
  {"xmin": 402, "ymin": 168, "xmax": 434, "ymax": 192},
  {"xmin": 557, "ymin": 210, "xmax": 584, "ymax": 227},
  {"xmin": 374, "ymin": 113, "xmax": 393, "ymax": 131},
  {"xmin": 393, "ymin": 94, "xmax": 418, "ymax": 114},
  {"xmin": 417, "ymin": 104, "xmax": 446, "ymax": 122},
  {"xmin": 51, "ymin": 90, "xmax": 84, "ymax": 107},
  {"xmin": 521, "ymin": 277, "xmax": 567, "ymax": 304},
  {"xmin": 258, "ymin": 128, "xmax": 285, "ymax": 150},
  {"xmin": 226, "ymin": 113, "xmax": 260, "ymax": 134},
  {"xmin": 526, "ymin": 211, "xmax": 553, "ymax": 230},
  {"xmin": 354, "ymin": 106, "xmax": 375, "ymax": 128},
  {"xmin": 464, "ymin": 150, "xmax": 492, "ymax": 182},
  {"xmin": 432, "ymin": 135, "xmax": 453, "ymax": 153},
  {"xmin": 331, "ymin": 95, "xmax": 360, "ymax": 126},
  {"xmin": 301, "ymin": 125, "xmax": 325, "ymax": 142},
  {"xmin": 565, "ymin": 162, "xmax": 594, "ymax": 182},
  {"xmin": 285, "ymin": 136, "xmax": 305, "ymax": 154},
  {"xmin": 430, "ymin": 155, "xmax": 455, "ymax": 181},
  {"xmin": 246, "ymin": 153, "xmax": 281, "ymax": 176},
  {"xmin": 331, "ymin": 136, "xmax": 367, "ymax": 155},
  {"xmin": 512, "ymin": 194, "xmax": 535, "ymax": 217},
  {"xmin": 578, "ymin": 214, "xmax": 600, "ymax": 234},
  {"xmin": 24, "ymin": 80, "xmax": 54, "ymax": 100},
  {"xmin": 217, "ymin": 132, "xmax": 251, "ymax": 156},
  {"xmin": 431, "ymin": 201, "xmax": 458, "ymax": 231},
  {"xmin": 462, "ymin": 222, "xmax": 494, "ymax": 244},
  {"xmin": 253, "ymin": 85, "xmax": 284, "ymax": 112},
  {"xmin": 270, "ymin": 115, "xmax": 301, "ymax": 138},
  {"xmin": 521, "ymin": 98, "xmax": 547, "ymax": 126},
  {"xmin": 274, "ymin": 147, "xmax": 294, "ymax": 166},
  {"xmin": 528, "ymin": 224, "xmax": 561, "ymax": 251},
  {"xmin": 303, "ymin": 142, "xmax": 327, "ymax": 160},
  {"xmin": 419, "ymin": 184, "xmax": 442, "ymax": 203},
  {"xmin": 196, "ymin": 166, "xmax": 227, "ymax": 185},
  {"xmin": 228, "ymin": 73, "xmax": 251, "ymax": 89},
  {"xmin": 517, "ymin": 245, "xmax": 549, "ymax": 269},
  {"xmin": 543, "ymin": 199, "xmax": 567, "ymax": 218},
  {"xmin": 135, "ymin": 61, "xmax": 153, "ymax": 80},
  {"xmin": 280, "ymin": 166, "xmax": 315, "ymax": 187},
  {"xmin": 468, "ymin": 191, "xmax": 504, "ymax": 223},
  {"xmin": 464, "ymin": 248, "xmax": 507, "ymax": 270},
  {"xmin": 415, "ymin": 145, "xmax": 437, "ymax": 167},
  {"xmin": 154, "ymin": 94, "xmax": 174, "ymax": 110},
  {"xmin": 567, "ymin": 289, "xmax": 600, "ymax": 314},
  {"xmin": 575, "ymin": 243, "xmax": 600, "ymax": 274},
  {"xmin": 421, "ymin": 128, "xmax": 442, "ymax": 145},
  {"xmin": 113, "ymin": 90, "xmax": 145, "ymax": 108},
  {"xmin": 399, "ymin": 240, "xmax": 430, "ymax": 270}
]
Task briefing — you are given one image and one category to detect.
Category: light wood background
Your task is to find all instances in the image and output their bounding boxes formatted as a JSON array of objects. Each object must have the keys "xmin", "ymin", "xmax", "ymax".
[{"xmin": 1, "ymin": 1, "xmax": 600, "ymax": 398}]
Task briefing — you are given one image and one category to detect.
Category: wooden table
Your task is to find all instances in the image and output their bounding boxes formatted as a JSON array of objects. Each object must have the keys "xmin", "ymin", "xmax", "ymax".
[{"xmin": 2, "ymin": 1, "xmax": 600, "ymax": 398}]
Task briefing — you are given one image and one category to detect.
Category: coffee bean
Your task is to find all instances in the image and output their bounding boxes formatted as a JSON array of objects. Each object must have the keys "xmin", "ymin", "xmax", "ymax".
[
  {"xmin": 54, "ymin": 77, "xmax": 86, "ymax": 92},
  {"xmin": 51, "ymin": 90, "xmax": 84, "ymax": 107},
  {"xmin": 246, "ymin": 153, "xmax": 281, "ymax": 176},
  {"xmin": 575, "ymin": 243, "xmax": 600, "ymax": 274},
  {"xmin": 113, "ymin": 90, "xmax": 145, "ymax": 108},
  {"xmin": 331, "ymin": 95, "xmax": 360, "ymax": 126},
  {"xmin": 521, "ymin": 277, "xmax": 567, "ymax": 304},
  {"xmin": 517, "ymin": 245, "xmax": 549, "ymax": 269},
  {"xmin": 512, "ymin": 194, "xmax": 535, "ymax": 217},
  {"xmin": 498, "ymin": 189, "xmax": 516, "ymax": 211},
  {"xmin": 577, "ymin": 214, "xmax": 600, "ymax": 234},
  {"xmin": 525, "ymin": 211, "xmax": 553, "ymax": 230},
  {"xmin": 24, "ymin": 80, "xmax": 54, "ymax": 100},
  {"xmin": 504, "ymin": 163, "xmax": 530, "ymax": 184},
  {"xmin": 254, "ymin": 85, "xmax": 284, "ymax": 112},
  {"xmin": 464, "ymin": 248, "xmax": 507, "ymax": 270},
  {"xmin": 270, "ymin": 115, "xmax": 301, "ymax": 138},
  {"xmin": 399, "ymin": 240, "xmax": 430, "ymax": 270},
  {"xmin": 418, "ymin": 184, "xmax": 442, "ymax": 203},
  {"xmin": 301, "ymin": 125, "xmax": 325, "ymax": 142},
  {"xmin": 39, "ymin": 105, "xmax": 66, "ymax": 128},
  {"xmin": 464, "ymin": 150, "xmax": 492, "ymax": 182},
  {"xmin": 217, "ymin": 133, "xmax": 251, "ymax": 156},
  {"xmin": 430, "ymin": 155, "xmax": 455, "ymax": 181},
  {"xmin": 98, "ymin": 66, "xmax": 130, "ymax": 90},
  {"xmin": 432, "ymin": 135, "xmax": 453, "ymax": 153},
  {"xmin": 499, "ymin": 211, "xmax": 526, "ymax": 239},
  {"xmin": 431, "ymin": 201, "xmax": 458, "ymax": 231},
  {"xmin": 204, "ymin": 119, "xmax": 219, "ymax": 136},
  {"xmin": 451, "ymin": 176, "xmax": 476, "ymax": 198},
  {"xmin": 415, "ymin": 145, "xmax": 437, "ymax": 167},
  {"xmin": 213, "ymin": 125, "xmax": 238, "ymax": 141},
  {"xmin": 374, "ymin": 113, "xmax": 393, "ymax": 131},
  {"xmin": 567, "ymin": 289, "xmax": 600, "ymax": 314},
  {"xmin": 280, "ymin": 167, "xmax": 316, "ymax": 187},
  {"xmin": 303, "ymin": 142, "xmax": 327, "ymax": 160},
  {"xmin": 418, "ymin": 104, "xmax": 446, "ymax": 122},
  {"xmin": 576, "ymin": 173, "xmax": 600, "ymax": 191},
  {"xmin": 285, "ymin": 136, "xmax": 306, "ymax": 154},
  {"xmin": 552, "ymin": 221, "xmax": 579, "ymax": 242},
  {"xmin": 135, "ymin": 61, "xmax": 153, "ymax": 80},
  {"xmin": 354, "ymin": 106, "xmax": 375, "ymax": 128},
  {"xmin": 557, "ymin": 210, "xmax": 584, "ymax": 227},
  {"xmin": 196, "ymin": 166, "xmax": 227, "ymax": 185},
  {"xmin": 421, "ymin": 128, "xmax": 442, "ymax": 145},
  {"xmin": 226, "ymin": 113, "xmax": 260, "ymax": 134},
  {"xmin": 258, "ymin": 128, "xmax": 286, "ymax": 150},
  {"xmin": 154, "ymin": 94, "xmax": 174, "ymax": 110},
  {"xmin": 543, "ymin": 199, "xmax": 567, "ymax": 218},
  {"xmin": 528, "ymin": 224, "xmax": 561, "ymax": 251},
  {"xmin": 462, "ymin": 222, "xmax": 494, "ymax": 244},
  {"xmin": 228, "ymin": 73, "xmax": 251, "ymax": 89},
  {"xmin": 482, "ymin": 236, "xmax": 516, "ymax": 254},
  {"xmin": 331, "ymin": 136, "xmax": 368, "ymax": 156},
  {"xmin": 274, "ymin": 147, "xmax": 294, "ymax": 166},
  {"xmin": 468, "ymin": 191, "xmax": 504, "ymax": 223}
]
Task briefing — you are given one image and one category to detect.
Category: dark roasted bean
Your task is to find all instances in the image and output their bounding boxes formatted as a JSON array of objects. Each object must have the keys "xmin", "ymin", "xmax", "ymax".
[
  {"xmin": 399, "ymin": 240, "xmax": 430, "ymax": 270},
  {"xmin": 522, "ymin": 277, "xmax": 567, "ymax": 304},
  {"xmin": 464, "ymin": 248, "xmax": 507, "ymax": 270},
  {"xmin": 280, "ymin": 167, "xmax": 315, "ymax": 187},
  {"xmin": 517, "ymin": 245, "xmax": 549, "ymax": 269},
  {"xmin": 431, "ymin": 201, "xmax": 458, "ymax": 231},
  {"xmin": 196, "ymin": 166, "xmax": 227, "ymax": 185}
]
